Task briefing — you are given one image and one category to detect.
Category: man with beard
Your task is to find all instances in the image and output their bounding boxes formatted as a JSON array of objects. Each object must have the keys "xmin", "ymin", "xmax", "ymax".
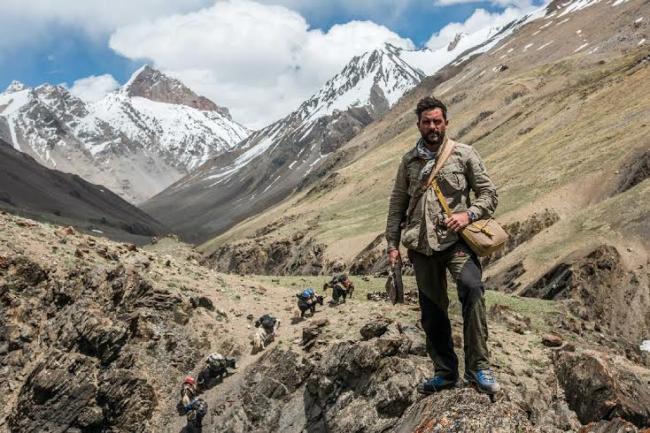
[{"xmin": 385, "ymin": 97, "xmax": 500, "ymax": 396}]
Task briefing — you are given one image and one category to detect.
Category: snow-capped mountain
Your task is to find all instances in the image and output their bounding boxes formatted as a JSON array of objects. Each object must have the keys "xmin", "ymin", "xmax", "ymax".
[
  {"xmin": 142, "ymin": 43, "xmax": 427, "ymax": 242},
  {"xmin": 0, "ymin": 67, "xmax": 250, "ymax": 203}
]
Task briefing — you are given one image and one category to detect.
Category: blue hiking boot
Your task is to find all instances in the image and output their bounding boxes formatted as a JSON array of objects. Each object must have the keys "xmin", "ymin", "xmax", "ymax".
[
  {"xmin": 464, "ymin": 368, "xmax": 501, "ymax": 395},
  {"xmin": 416, "ymin": 375, "xmax": 458, "ymax": 395}
]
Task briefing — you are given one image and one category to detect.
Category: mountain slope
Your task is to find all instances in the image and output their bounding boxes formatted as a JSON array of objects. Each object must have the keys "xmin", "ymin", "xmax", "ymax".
[
  {"xmin": 0, "ymin": 138, "xmax": 166, "ymax": 243},
  {"xmin": 0, "ymin": 67, "xmax": 250, "ymax": 203},
  {"xmin": 143, "ymin": 44, "xmax": 430, "ymax": 242}
]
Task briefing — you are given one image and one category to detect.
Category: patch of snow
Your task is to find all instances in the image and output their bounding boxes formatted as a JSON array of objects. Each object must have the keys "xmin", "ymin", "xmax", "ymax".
[
  {"xmin": 288, "ymin": 160, "xmax": 298, "ymax": 170},
  {"xmin": 639, "ymin": 38, "xmax": 647, "ymax": 45},
  {"xmin": 559, "ymin": 0, "xmax": 601, "ymax": 17},
  {"xmin": 523, "ymin": 43, "xmax": 534, "ymax": 52},
  {"xmin": 123, "ymin": 65, "xmax": 149, "ymax": 90},
  {"xmin": 8, "ymin": 121, "xmax": 20, "ymax": 151},
  {"xmin": 91, "ymin": 229, "xmax": 104, "ymax": 234},
  {"xmin": 587, "ymin": 46, "xmax": 600, "ymax": 54},
  {"xmin": 205, "ymin": 135, "xmax": 276, "ymax": 186},
  {"xmin": 641, "ymin": 340, "xmax": 650, "ymax": 352},
  {"xmin": 262, "ymin": 175, "xmax": 281, "ymax": 193},
  {"xmin": 574, "ymin": 43, "xmax": 589, "ymax": 52},
  {"xmin": 533, "ymin": 30, "xmax": 541, "ymax": 36},
  {"xmin": 635, "ymin": 17, "xmax": 644, "ymax": 23},
  {"xmin": 556, "ymin": 18, "xmax": 571, "ymax": 26},
  {"xmin": 4, "ymin": 81, "xmax": 26, "ymax": 93},
  {"xmin": 309, "ymin": 154, "xmax": 324, "ymax": 168},
  {"xmin": 612, "ymin": 0, "xmax": 630, "ymax": 6},
  {"xmin": 576, "ymin": 29, "xmax": 582, "ymax": 34},
  {"xmin": 0, "ymin": 89, "xmax": 31, "ymax": 116},
  {"xmin": 492, "ymin": 41, "xmax": 512, "ymax": 53},
  {"xmin": 537, "ymin": 41, "xmax": 555, "ymax": 50},
  {"xmin": 539, "ymin": 21, "xmax": 554, "ymax": 30}
]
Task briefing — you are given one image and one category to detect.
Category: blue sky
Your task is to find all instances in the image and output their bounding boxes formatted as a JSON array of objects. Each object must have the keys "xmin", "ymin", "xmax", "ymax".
[{"xmin": 0, "ymin": 0, "xmax": 540, "ymax": 126}]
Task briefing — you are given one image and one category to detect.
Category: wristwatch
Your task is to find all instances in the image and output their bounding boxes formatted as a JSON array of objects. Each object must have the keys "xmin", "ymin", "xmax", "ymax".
[{"xmin": 467, "ymin": 210, "xmax": 477, "ymax": 223}]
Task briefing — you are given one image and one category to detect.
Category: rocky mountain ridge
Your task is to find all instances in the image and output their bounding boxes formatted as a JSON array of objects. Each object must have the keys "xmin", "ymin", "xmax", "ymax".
[{"xmin": 0, "ymin": 66, "xmax": 250, "ymax": 204}]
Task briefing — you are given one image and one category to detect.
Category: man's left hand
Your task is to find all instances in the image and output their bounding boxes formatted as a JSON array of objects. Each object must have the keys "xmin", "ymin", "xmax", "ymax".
[{"xmin": 445, "ymin": 212, "xmax": 470, "ymax": 232}]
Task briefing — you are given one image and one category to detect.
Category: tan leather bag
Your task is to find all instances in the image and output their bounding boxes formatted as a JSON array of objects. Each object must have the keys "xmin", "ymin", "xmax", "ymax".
[
  {"xmin": 431, "ymin": 179, "xmax": 508, "ymax": 257},
  {"xmin": 430, "ymin": 163, "xmax": 508, "ymax": 257}
]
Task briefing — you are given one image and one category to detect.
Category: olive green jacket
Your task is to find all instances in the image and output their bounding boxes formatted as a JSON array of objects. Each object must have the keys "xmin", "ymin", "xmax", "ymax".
[{"xmin": 385, "ymin": 138, "xmax": 498, "ymax": 254}]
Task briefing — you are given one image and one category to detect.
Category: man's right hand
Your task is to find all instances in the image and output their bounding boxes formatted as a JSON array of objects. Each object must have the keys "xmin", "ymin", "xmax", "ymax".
[{"xmin": 388, "ymin": 249, "xmax": 402, "ymax": 267}]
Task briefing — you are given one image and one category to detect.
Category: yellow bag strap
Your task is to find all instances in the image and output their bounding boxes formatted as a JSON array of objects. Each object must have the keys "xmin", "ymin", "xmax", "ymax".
[
  {"xmin": 431, "ymin": 180, "xmax": 453, "ymax": 218},
  {"xmin": 432, "ymin": 178, "xmax": 495, "ymax": 237}
]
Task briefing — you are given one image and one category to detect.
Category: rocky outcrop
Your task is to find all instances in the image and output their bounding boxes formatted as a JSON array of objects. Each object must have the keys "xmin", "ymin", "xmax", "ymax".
[
  {"xmin": 9, "ymin": 350, "xmax": 157, "ymax": 433},
  {"xmin": 521, "ymin": 245, "xmax": 650, "ymax": 344},
  {"xmin": 350, "ymin": 233, "xmax": 388, "ymax": 275},
  {"xmin": 1, "ymin": 255, "xmax": 203, "ymax": 432},
  {"xmin": 615, "ymin": 149, "xmax": 650, "ymax": 195},
  {"xmin": 555, "ymin": 350, "xmax": 650, "ymax": 428},
  {"xmin": 205, "ymin": 233, "xmax": 327, "ymax": 275},
  {"xmin": 392, "ymin": 388, "xmax": 534, "ymax": 432}
]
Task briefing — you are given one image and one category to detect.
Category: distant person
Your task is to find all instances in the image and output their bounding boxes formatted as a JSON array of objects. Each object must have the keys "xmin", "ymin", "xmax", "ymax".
[
  {"xmin": 180, "ymin": 376, "xmax": 197, "ymax": 409},
  {"xmin": 296, "ymin": 287, "xmax": 324, "ymax": 317},
  {"xmin": 197, "ymin": 353, "xmax": 236, "ymax": 389},
  {"xmin": 385, "ymin": 97, "xmax": 500, "ymax": 396},
  {"xmin": 252, "ymin": 313, "xmax": 280, "ymax": 353}
]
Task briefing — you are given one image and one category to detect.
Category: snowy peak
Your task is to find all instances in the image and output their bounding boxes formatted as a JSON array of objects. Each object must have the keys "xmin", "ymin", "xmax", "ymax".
[
  {"xmin": 1, "ymin": 67, "xmax": 250, "ymax": 203},
  {"xmin": 4, "ymin": 81, "xmax": 26, "ymax": 94},
  {"xmin": 124, "ymin": 65, "xmax": 232, "ymax": 119},
  {"xmin": 300, "ymin": 42, "xmax": 425, "ymax": 122}
]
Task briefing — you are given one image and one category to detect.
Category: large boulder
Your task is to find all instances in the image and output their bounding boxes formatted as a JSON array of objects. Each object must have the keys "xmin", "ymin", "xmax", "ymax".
[
  {"xmin": 8, "ymin": 350, "xmax": 157, "ymax": 433},
  {"xmin": 9, "ymin": 351, "xmax": 99, "ymax": 433},
  {"xmin": 391, "ymin": 388, "xmax": 534, "ymax": 433},
  {"xmin": 555, "ymin": 350, "xmax": 650, "ymax": 427}
]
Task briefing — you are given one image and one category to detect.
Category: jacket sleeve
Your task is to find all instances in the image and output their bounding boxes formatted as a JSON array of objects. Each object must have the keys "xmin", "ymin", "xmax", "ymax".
[
  {"xmin": 385, "ymin": 159, "xmax": 410, "ymax": 250},
  {"xmin": 466, "ymin": 147, "xmax": 498, "ymax": 219}
]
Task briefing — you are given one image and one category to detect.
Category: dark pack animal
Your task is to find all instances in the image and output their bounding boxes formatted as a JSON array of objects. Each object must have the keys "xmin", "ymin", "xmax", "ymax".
[
  {"xmin": 323, "ymin": 275, "xmax": 355, "ymax": 303},
  {"xmin": 185, "ymin": 398, "xmax": 207, "ymax": 433},
  {"xmin": 197, "ymin": 353, "xmax": 236, "ymax": 389},
  {"xmin": 296, "ymin": 292, "xmax": 324, "ymax": 317}
]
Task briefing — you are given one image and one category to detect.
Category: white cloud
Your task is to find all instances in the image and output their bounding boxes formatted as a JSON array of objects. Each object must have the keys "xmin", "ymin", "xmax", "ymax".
[
  {"xmin": 425, "ymin": 7, "xmax": 530, "ymax": 50},
  {"xmin": 433, "ymin": 0, "xmax": 535, "ymax": 8},
  {"xmin": 109, "ymin": 0, "xmax": 413, "ymax": 128},
  {"xmin": 69, "ymin": 74, "xmax": 119, "ymax": 102},
  {"xmin": 0, "ymin": 0, "xmax": 212, "ymax": 36}
]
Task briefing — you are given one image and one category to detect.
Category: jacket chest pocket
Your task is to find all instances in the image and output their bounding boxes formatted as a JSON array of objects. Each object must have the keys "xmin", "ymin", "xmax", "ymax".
[
  {"xmin": 406, "ymin": 163, "xmax": 424, "ymax": 195},
  {"xmin": 438, "ymin": 163, "xmax": 466, "ymax": 191}
]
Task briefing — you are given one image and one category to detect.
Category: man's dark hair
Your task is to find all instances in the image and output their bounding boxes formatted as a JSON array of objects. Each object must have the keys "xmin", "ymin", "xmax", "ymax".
[{"xmin": 415, "ymin": 97, "xmax": 448, "ymax": 121}]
